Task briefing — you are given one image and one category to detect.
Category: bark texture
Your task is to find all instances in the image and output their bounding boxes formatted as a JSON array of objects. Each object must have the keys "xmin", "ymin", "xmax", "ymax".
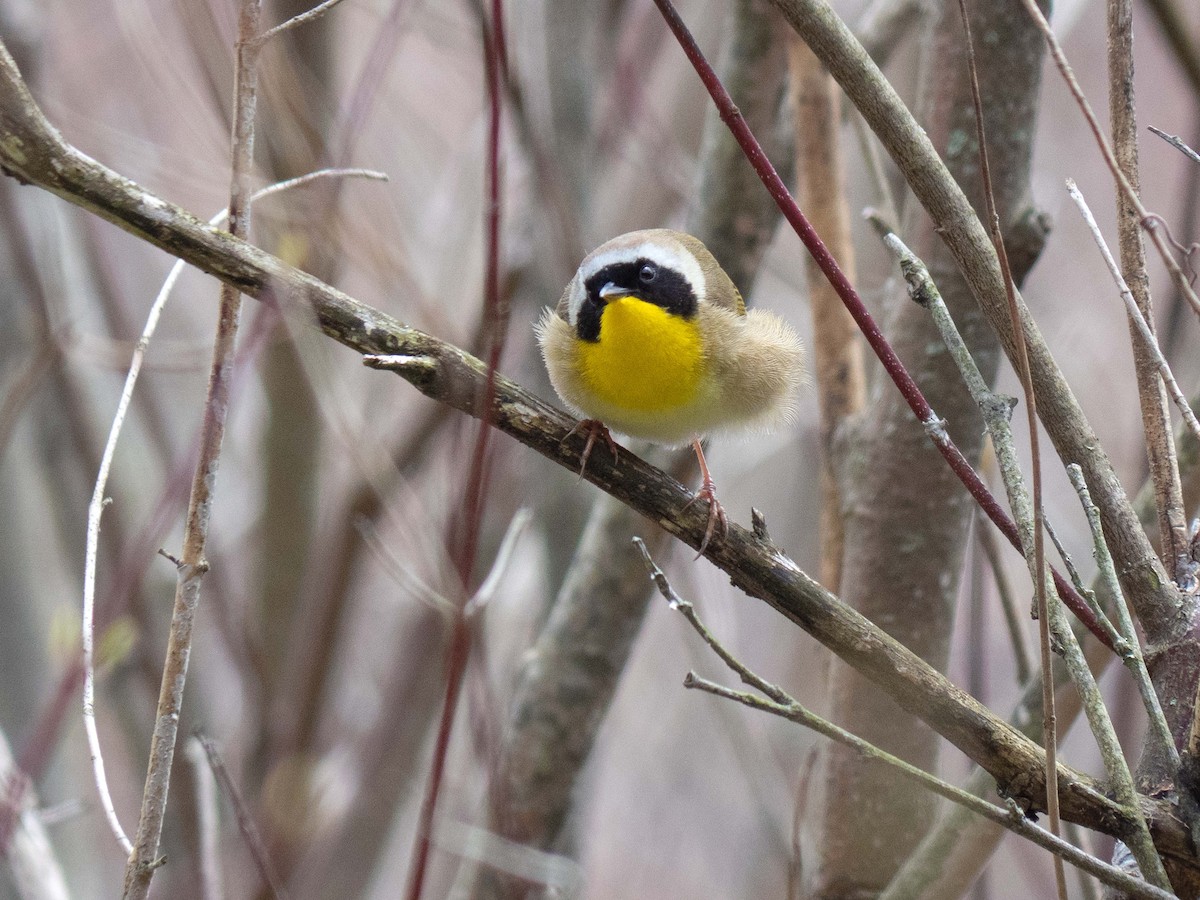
[{"xmin": 814, "ymin": 1, "xmax": 1049, "ymax": 893}]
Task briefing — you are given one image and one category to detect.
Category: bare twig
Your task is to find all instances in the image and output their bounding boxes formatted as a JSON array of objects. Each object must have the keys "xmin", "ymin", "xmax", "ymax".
[
  {"xmin": 81, "ymin": 266, "xmax": 177, "ymax": 858},
  {"xmin": 632, "ymin": 538, "xmax": 1177, "ymax": 900},
  {"xmin": 1067, "ymin": 182, "xmax": 1200, "ymax": 461},
  {"xmin": 1067, "ymin": 464, "xmax": 1177, "ymax": 769},
  {"xmin": 647, "ymin": 0, "xmax": 1114, "ymax": 650},
  {"xmin": 184, "ymin": 738, "xmax": 223, "ymax": 900},
  {"xmin": 256, "ymin": 0, "xmax": 348, "ymax": 45},
  {"xmin": 954, "ymin": 4, "xmax": 1065, "ymax": 892},
  {"xmin": 1016, "ymin": 0, "xmax": 1200, "ymax": 322},
  {"xmin": 123, "ymin": 1, "xmax": 263, "ymax": 895},
  {"xmin": 404, "ymin": 3, "xmax": 508, "ymax": 897},
  {"xmin": 1150, "ymin": 126, "xmax": 1200, "ymax": 166},
  {"xmin": 194, "ymin": 732, "xmax": 289, "ymax": 900},
  {"xmin": 1107, "ymin": 0, "xmax": 1189, "ymax": 583}
]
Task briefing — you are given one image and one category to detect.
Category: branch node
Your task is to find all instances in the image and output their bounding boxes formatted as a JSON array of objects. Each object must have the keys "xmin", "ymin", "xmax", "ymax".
[
  {"xmin": 750, "ymin": 507, "xmax": 772, "ymax": 543},
  {"xmin": 921, "ymin": 414, "xmax": 949, "ymax": 443}
]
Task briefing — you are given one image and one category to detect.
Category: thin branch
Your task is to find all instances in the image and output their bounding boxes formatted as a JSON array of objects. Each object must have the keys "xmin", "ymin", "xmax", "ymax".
[
  {"xmin": 1042, "ymin": 519, "xmax": 1124, "ymax": 649},
  {"xmin": 646, "ymin": 0, "xmax": 1114, "ymax": 650},
  {"xmin": 184, "ymin": 738, "xmax": 223, "ymax": 900},
  {"xmin": 253, "ymin": 167, "xmax": 388, "ymax": 199},
  {"xmin": 1067, "ymin": 179, "xmax": 1200, "ymax": 453},
  {"xmin": 1067, "ymin": 464, "xmax": 1178, "ymax": 769},
  {"xmin": 878, "ymin": 227, "xmax": 1170, "ymax": 889},
  {"xmin": 632, "ymin": 539, "xmax": 1177, "ymax": 900},
  {"xmin": 955, "ymin": 3, "xmax": 1064, "ymax": 892},
  {"xmin": 1108, "ymin": 0, "xmax": 1189, "ymax": 583},
  {"xmin": 1015, "ymin": 0, "xmax": 1200, "ymax": 323},
  {"xmin": 256, "ymin": 0, "xmax": 348, "ymax": 46},
  {"xmin": 123, "ymin": 2, "xmax": 263, "ymax": 895},
  {"xmin": 194, "ymin": 732, "xmax": 289, "ymax": 900},
  {"xmin": 1150, "ymin": 127, "xmax": 1200, "ymax": 166},
  {"xmin": 464, "ymin": 507, "xmax": 531, "ymax": 618},
  {"xmin": 81, "ymin": 273, "xmax": 177, "ymax": 857}
]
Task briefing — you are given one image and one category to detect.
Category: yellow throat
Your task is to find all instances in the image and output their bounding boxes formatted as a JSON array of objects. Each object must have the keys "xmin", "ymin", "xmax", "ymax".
[{"xmin": 577, "ymin": 296, "xmax": 704, "ymax": 413}]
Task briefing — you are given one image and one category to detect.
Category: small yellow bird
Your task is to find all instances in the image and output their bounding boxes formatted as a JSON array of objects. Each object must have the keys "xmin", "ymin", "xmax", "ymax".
[{"xmin": 537, "ymin": 229, "xmax": 805, "ymax": 552}]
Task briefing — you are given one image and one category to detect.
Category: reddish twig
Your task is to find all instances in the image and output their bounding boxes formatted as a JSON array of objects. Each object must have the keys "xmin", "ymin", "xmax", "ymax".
[
  {"xmin": 404, "ymin": 4, "xmax": 508, "ymax": 898},
  {"xmin": 648, "ymin": 0, "xmax": 1114, "ymax": 650}
]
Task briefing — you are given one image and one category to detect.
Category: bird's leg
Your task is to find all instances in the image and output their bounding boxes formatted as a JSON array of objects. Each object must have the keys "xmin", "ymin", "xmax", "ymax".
[
  {"xmin": 562, "ymin": 418, "xmax": 620, "ymax": 477},
  {"xmin": 682, "ymin": 437, "xmax": 727, "ymax": 555}
]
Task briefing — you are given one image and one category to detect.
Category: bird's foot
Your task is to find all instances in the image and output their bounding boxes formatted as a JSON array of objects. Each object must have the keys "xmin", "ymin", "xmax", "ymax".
[
  {"xmin": 562, "ymin": 419, "xmax": 619, "ymax": 477},
  {"xmin": 683, "ymin": 474, "xmax": 728, "ymax": 557},
  {"xmin": 683, "ymin": 437, "xmax": 727, "ymax": 557}
]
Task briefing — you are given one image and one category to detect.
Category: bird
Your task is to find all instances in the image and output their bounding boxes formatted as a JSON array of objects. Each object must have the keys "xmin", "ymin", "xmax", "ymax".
[{"xmin": 536, "ymin": 228, "xmax": 805, "ymax": 554}]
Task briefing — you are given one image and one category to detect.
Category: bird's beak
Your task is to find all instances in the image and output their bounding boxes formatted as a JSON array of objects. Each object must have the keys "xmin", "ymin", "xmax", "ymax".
[{"xmin": 598, "ymin": 282, "xmax": 630, "ymax": 302}]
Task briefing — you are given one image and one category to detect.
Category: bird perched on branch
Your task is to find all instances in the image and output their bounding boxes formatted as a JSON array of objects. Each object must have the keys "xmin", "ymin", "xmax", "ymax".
[{"xmin": 537, "ymin": 229, "xmax": 805, "ymax": 553}]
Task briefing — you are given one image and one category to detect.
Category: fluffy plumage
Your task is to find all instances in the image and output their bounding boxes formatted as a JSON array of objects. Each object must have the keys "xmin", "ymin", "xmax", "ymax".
[{"xmin": 536, "ymin": 228, "xmax": 804, "ymax": 446}]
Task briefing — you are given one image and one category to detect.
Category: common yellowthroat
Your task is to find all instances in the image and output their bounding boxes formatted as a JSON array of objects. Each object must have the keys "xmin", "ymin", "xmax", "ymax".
[{"xmin": 537, "ymin": 229, "xmax": 804, "ymax": 552}]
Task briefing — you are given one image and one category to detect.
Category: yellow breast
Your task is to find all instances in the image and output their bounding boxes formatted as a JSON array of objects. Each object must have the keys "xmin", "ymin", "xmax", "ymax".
[{"xmin": 577, "ymin": 297, "xmax": 705, "ymax": 413}]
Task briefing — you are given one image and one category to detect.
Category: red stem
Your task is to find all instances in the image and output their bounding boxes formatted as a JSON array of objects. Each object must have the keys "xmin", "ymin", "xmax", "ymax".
[
  {"xmin": 650, "ymin": 0, "xmax": 1112, "ymax": 650},
  {"xmin": 405, "ymin": 4, "xmax": 508, "ymax": 898}
]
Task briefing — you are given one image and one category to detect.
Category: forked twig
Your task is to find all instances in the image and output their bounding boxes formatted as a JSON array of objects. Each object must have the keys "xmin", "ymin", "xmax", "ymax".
[
  {"xmin": 81, "ymin": 166, "xmax": 383, "ymax": 862},
  {"xmin": 1016, "ymin": 0, "xmax": 1200, "ymax": 321},
  {"xmin": 632, "ymin": 538, "xmax": 1177, "ymax": 900}
]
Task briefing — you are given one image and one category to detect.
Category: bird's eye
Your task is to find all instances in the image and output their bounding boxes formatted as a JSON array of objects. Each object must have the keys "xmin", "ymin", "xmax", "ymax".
[{"xmin": 639, "ymin": 264, "xmax": 657, "ymax": 284}]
